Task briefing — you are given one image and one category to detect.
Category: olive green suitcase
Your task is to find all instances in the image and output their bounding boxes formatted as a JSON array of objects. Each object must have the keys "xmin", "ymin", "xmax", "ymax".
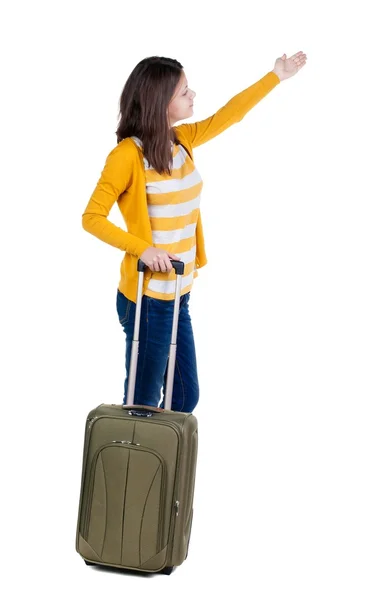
[{"xmin": 75, "ymin": 260, "xmax": 198, "ymax": 575}]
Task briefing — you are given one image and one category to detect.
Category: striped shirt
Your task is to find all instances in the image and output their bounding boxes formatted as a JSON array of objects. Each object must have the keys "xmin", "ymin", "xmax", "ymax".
[{"xmin": 131, "ymin": 136, "xmax": 203, "ymax": 301}]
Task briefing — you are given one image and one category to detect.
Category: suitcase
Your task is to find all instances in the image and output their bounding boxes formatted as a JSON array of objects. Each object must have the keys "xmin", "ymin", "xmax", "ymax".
[{"xmin": 75, "ymin": 259, "xmax": 198, "ymax": 575}]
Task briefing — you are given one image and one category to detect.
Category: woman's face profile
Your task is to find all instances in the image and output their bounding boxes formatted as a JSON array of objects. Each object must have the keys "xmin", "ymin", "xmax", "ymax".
[{"xmin": 168, "ymin": 72, "xmax": 196, "ymax": 125}]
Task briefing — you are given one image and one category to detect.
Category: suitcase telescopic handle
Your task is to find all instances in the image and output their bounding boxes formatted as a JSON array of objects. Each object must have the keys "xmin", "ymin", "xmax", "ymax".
[
  {"xmin": 137, "ymin": 258, "xmax": 185, "ymax": 275},
  {"xmin": 121, "ymin": 257, "xmax": 185, "ymax": 411}
]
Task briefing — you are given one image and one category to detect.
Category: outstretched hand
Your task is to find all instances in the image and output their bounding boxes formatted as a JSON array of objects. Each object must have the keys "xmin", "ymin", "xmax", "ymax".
[{"xmin": 273, "ymin": 51, "xmax": 307, "ymax": 82}]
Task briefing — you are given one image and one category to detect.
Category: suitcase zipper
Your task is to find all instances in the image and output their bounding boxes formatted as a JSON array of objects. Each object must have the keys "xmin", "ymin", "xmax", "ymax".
[
  {"xmin": 83, "ymin": 442, "xmax": 167, "ymax": 552},
  {"xmin": 87, "ymin": 416, "xmax": 98, "ymax": 430},
  {"xmin": 166, "ymin": 426, "xmax": 197, "ymax": 566},
  {"xmin": 77, "ymin": 415, "xmax": 99, "ymax": 539}
]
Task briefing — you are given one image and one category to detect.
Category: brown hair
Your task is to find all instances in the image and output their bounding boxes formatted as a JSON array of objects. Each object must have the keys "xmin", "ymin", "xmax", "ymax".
[{"xmin": 115, "ymin": 56, "xmax": 184, "ymax": 176}]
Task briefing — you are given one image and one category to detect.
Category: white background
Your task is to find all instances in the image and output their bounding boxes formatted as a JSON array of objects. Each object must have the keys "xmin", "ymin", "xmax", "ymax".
[{"xmin": 1, "ymin": 0, "xmax": 379, "ymax": 598}]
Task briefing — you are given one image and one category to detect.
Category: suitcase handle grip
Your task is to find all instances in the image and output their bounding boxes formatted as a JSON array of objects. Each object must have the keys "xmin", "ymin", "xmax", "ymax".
[
  {"xmin": 137, "ymin": 258, "xmax": 185, "ymax": 275},
  {"xmin": 122, "ymin": 404, "xmax": 165, "ymax": 416}
]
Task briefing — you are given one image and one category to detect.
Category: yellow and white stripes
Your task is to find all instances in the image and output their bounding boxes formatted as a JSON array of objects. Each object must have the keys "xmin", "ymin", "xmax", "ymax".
[{"xmin": 132, "ymin": 136, "xmax": 203, "ymax": 301}]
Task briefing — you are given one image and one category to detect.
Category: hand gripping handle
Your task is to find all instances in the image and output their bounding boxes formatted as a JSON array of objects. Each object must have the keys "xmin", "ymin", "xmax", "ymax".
[{"xmin": 137, "ymin": 258, "xmax": 185, "ymax": 275}]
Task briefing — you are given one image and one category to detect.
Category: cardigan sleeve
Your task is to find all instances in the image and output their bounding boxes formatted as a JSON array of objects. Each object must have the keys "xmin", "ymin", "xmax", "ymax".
[
  {"xmin": 82, "ymin": 141, "xmax": 151, "ymax": 257},
  {"xmin": 175, "ymin": 71, "xmax": 280, "ymax": 148}
]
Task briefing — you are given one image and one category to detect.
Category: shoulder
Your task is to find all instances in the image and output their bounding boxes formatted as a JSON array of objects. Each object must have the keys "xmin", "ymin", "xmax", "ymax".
[
  {"xmin": 173, "ymin": 125, "xmax": 189, "ymax": 145},
  {"xmin": 107, "ymin": 137, "xmax": 140, "ymax": 160},
  {"xmin": 100, "ymin": 138, "xmax": 141, "ymax": 185},
  {"xmin": 173, "ymin": 126, "xmax": 193, "ymax": 160}
]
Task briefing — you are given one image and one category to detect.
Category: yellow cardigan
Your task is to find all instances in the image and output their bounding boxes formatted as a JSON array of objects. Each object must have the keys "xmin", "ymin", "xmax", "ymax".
[{"xmin": 82, "ymin": 70, "xmax": 280, "ymax": 302}]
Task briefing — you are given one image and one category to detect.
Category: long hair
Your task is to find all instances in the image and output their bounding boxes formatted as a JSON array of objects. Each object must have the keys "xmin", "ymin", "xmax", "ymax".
[{"xmin": 116, "ymin": 56, "xmax": 184, "ymax": 176}]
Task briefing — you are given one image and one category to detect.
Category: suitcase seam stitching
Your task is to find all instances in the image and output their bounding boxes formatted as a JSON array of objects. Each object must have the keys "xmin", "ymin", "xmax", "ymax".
[
  {"xmin": 139, "ymin": 464, "xmax": 162, "ymax": 566},
  {"xmin": 100, "ymin": 454, "xmax": 107, "ymax": 559}
]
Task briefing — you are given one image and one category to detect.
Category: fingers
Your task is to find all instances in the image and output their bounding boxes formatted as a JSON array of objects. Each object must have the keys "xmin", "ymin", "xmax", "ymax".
[
  {"xmin": 159, "ymin": 257, "xmax": 167, "ymax": 272},
  {"xmin": 165, "ymin": 256, "xmax": 173, "ymax": 272},
  {"xmin": 150, "ymin": 251, "xmax": 182, "ymax": 272},
  {"xmin": 290, "ymin": 51, "xmax": 304, "ymax": 59},
  {"xmin": 151, "ymin": 255, "xmax": 160, "ymax": 271},
  {"xmin": 153, "ymin": 255, "xmax": 166, "ymax": 272},
  {"xmin": 160, "ymin": 253, "xmax": 169, "ymax": 272},
  {"xmin": 152, "ymin": 253, "xmax": 172, "ymax": 272},
  {"xmin": 290, "ymin": 51, "xmax": 307, "ymax": 63}
]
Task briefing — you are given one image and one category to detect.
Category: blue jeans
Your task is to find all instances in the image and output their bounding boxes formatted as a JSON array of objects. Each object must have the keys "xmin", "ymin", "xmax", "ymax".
[{"xmin": 116, "ymin": 289, "xmax": 200, "ymax": 412}]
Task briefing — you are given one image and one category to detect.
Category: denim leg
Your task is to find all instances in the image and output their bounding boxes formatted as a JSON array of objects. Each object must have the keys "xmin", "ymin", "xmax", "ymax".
[
  {"xmin": 116, "ymin": 290, "xmax": 171, "ymax": 407},
  {"xmin": 116, "ymin": 289, "xmax": 199, "ymax": 411},
  {"xmin": 162, "ymin": 293, "xmax": 200, "ymax": 413}
]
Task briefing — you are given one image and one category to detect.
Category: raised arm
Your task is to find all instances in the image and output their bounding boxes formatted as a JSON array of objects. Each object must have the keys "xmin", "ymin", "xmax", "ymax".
[
  {"xmin": 82, "ymin": 141, "xmax": 151, "ymax": 257},
  {"xmin": 175, "ymin": 71, "xmax": 280, "ymax": 148}
]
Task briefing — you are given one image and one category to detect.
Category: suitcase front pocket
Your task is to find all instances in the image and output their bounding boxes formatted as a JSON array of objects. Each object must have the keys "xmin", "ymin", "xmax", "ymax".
[{"xmin": 83, "ymin": 442, "xmax": 167, "ymax": 568}]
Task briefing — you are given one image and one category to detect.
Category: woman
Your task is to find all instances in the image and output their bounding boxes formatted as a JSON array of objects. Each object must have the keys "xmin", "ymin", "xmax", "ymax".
[{"xmin": 82, "ymin": 52, "xmax": 307, "ymax": 412}]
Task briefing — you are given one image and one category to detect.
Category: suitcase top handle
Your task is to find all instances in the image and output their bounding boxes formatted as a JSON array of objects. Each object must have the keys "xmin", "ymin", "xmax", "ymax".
[
  {"xmin": 122, "ymin": 404, "xmax": 166, "ymax": 417},
  {"xmin": 137, "ymin": 258, "xmax": 185, "ymax": 275}
]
